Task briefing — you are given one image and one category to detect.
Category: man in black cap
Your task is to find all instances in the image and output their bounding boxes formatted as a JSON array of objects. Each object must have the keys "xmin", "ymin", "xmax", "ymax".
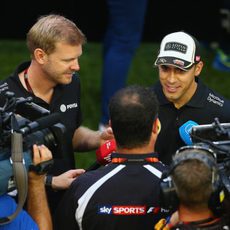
[{"xmin": 152, "ymin": 31, "xmax": 230, "ymax": 165}]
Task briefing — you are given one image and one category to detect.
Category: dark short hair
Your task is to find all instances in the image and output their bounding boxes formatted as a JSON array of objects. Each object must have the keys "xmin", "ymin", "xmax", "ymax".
[{"xmin": 109, "ymin": 85, "xmax": 159, "ymax": 148}]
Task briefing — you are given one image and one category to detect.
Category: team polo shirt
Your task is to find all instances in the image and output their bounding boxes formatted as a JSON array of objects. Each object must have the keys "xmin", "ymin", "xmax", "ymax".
[
  {"xmin": 0, "ymin": 61, "xmax": 82, "ymax": 174},
  {"xmin": 54, "ymin": 153, "xmax": 170, "ymax": 230},
  {"xmin": 152, "ymin": 78, "xmax": 230, "ymax": 165}
]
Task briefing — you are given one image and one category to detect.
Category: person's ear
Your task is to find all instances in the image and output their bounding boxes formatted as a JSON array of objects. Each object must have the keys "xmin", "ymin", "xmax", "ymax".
[
  {"xmin": 157, "ymin": 118, "xmax": 161, "ymax": 134},
  {"xmin": 194, "ymin": 61, "xmax": 203, "ymax": 77},
  {"xmin": 34, "ymin": 48, "xmax": 47, "ymax": 64},
  {"xmin": 153, "ymin": 118, "xmax": 161, "ymax": 134}
]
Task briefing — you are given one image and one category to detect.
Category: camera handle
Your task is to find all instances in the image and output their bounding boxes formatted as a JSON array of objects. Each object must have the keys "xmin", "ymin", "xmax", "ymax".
[{"xmin": 0, "ymin": 132, "xmax": 28, "ymax": 225}]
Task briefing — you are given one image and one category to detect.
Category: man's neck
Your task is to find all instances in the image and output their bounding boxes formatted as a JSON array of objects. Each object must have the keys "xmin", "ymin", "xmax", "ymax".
[
  {"xmin": 178, "ymin": 205, "xmax": 214, "ymax": 223},
  {"xmin": 117, "ymin": 145, "xmax": 154, "ymax": 154},
  {"xmin": 19, "ymin": 62, "xmax": 55, "ymax": 103},
  {"xmin": 173, "ymin": 81, "xmax": 197, "ymax": 109}
]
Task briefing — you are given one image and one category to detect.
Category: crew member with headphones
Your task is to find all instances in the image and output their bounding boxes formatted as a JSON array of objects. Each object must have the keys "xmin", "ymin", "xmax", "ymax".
[{"xmin": 155, "ymin": 145, "xmax": 230, "ymax": 230}]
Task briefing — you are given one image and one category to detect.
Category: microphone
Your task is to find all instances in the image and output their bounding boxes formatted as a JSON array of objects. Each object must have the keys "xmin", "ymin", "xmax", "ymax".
[
  {"xmin": 179, "ymin": 120, "xmax": 198, "ymax": 145},
  {"xmin": 19, "ymin": 113, "xmax": 61, "ymax": 135},
  {"xmin": 15, "ymin": 97, "xmax": 50, "ymax": 121},
  {"xmin": 87, "ymin": 139, "xmax": 117, "ymax": 171}
]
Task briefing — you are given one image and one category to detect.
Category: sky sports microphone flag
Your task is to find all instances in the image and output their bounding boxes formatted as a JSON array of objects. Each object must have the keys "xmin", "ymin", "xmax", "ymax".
[
  {"xmin": 179, "ymin": 120, "xmax": 199, "ymax": 145},
  {"xmin": 86, "ymin": 139, "xmax": 117, "ymax": 171}
]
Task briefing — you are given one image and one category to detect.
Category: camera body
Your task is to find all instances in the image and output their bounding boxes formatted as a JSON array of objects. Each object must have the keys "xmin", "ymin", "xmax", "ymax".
[
  {"xmin": 0, "ymin": 91, "xmax": 66, "ymax": 195},
  {"xmin": 191, "ymin": 118, "xmax": 230, "ymax": 193}
]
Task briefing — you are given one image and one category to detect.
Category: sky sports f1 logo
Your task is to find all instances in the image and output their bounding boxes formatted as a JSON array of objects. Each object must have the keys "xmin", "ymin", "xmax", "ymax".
[{"xmin": 98, "ymin": 205, "xmax": 147, "ymax": 215}]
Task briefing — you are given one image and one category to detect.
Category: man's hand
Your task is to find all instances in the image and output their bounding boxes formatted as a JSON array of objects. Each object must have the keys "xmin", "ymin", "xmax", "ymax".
[
  {"xmin": 52, "ymin": 169, "xmax": 85, "ymax": 190},
  {"xmin": 27, "ymin": 144, "xmax": 53, "ymax": 230},
  {"xmin": 28, "ymin": 144, "xmax": 52, "ymax": 181},
  {"xmin": 72, "ymin": 126, "xmax": 114, "ymax": 151},
  {"xmin": 100, "ymin": 127, "xmax": 114, "ymax": 146}
]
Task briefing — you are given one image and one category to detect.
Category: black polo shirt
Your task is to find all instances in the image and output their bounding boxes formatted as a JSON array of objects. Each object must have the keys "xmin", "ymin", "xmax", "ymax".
[
  {"xmin": 152, "ymin": 78, "xmax": 230, "ymax": 165},
  {"xmin": 0, "ymin": 61, "xmax": 82, "ymax": 173},
  {"xmin": 54, "ymin": 152, "xmax": 170, "ymax": 230}
]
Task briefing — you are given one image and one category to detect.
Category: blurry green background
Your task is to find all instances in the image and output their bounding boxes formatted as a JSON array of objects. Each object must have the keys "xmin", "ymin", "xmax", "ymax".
[{"xmin": 0, "ymin": 40, "xmax": 229, "ymax": 169}]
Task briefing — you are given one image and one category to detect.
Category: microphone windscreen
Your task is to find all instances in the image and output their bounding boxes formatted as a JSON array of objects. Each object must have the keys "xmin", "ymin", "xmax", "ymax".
[
  {"xmin": 20, "ymin": 113, "xmax": 61, "ymax": 135},
  {"xmin": 35, "ymin": 113, "xmax": 61, "ymax": 130},
  {"xmin": 87, "ymin": 140, "xmax": 117, "ymax": 171},
  {"xmin": 179, "ymin": 120, "xmax": 198, "ymax": 145},
  {"xmin": 96, "ymin": 139, "xmax": 116, "ymax": 165}
]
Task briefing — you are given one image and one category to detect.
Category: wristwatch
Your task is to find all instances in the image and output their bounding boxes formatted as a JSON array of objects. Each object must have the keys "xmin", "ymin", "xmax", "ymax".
[{"xmin": 45, "ymin": 175, "xmax": 53, "ymax": 187}]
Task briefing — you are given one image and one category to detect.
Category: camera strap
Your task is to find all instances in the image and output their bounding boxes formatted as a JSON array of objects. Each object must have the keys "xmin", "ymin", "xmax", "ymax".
[{"xmin": 0, "ymin": 132, "xmax": 28, "ymax": 225}]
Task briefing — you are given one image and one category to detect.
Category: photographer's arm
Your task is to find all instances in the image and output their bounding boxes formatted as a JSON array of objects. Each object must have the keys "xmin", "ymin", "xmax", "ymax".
[{"xmin": 27, "ymin": 145, "xmax": 53, "ymax": 230}]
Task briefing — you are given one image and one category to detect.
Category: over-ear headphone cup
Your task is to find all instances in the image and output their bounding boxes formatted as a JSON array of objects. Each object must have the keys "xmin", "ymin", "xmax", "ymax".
[
  {"xmin": 208, "ymin": 182, "xmax": 225, "ymax": 217},
  {"xmin": 159, "ymin": 175, "xmax": 179, "ymax": 212}
]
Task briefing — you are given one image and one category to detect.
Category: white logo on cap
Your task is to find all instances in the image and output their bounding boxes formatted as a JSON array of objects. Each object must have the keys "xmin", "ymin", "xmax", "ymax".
[{"xmin": 164, "ymin": 42, "xmax": 187, "ymax": 54}]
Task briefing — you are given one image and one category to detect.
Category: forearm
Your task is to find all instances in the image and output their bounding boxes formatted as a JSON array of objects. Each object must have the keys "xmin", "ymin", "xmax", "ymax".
[
  {"xmin": 27, "ymin": 176, "xmax": 53, "ymax": 230},
  {"xmin": 46, "ymin": 169, "xmax": 85, "ymax": 190},
  {"xmin": 72, "ymin": 126, "xmax": 100, "ymax": 151}
]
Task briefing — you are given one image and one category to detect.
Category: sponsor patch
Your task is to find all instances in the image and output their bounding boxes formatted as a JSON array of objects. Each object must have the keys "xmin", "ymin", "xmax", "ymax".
[
  {"xmin": 164, "ymin": 42, "xmax": 187, "ymax": 54},
  {"xmin": 207, "ymin": 93, "xmax": 224, "ymax": 107},
  {"xmin": 173, "ymin": 59, "xmax": 185, "ymax": 67},
  {"xmin": 158, "ymin": 58, "xmax": 167, "ymax": 64},
  {"xmin": 98, "ymin": 206, "xmax": 112, "ymax": 215},
  {"xmin": 147, "ymin": 207, "xmax": 170, "ymax": 214},
  {"xmin": 60, "ymin": 102, "xmax": 78, "ymax": 112},
  {"xmin": 98, "ymin": 205, "xmax": 146, "ymax": 215}
]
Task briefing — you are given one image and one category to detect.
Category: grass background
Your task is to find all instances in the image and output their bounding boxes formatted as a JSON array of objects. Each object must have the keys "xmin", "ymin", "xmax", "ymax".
[{"xmin": 0, "ymin": 40, "xmax": 230, "ymax": 169}]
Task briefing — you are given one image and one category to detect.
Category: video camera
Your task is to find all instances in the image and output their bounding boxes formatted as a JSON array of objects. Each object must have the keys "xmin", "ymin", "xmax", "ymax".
[
  {"xmin": 0, "ymin": 91, "xmax": 66, "ymax": 195},
  {"xmin": 191, "ymin": 117, "xmax": 230, "ymax": 193}
]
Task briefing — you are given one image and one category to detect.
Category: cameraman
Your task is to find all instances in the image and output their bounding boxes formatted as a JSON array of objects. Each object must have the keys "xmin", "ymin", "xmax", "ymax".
[
  {"xmin": 0, "ymin": 144, "xmax": 52, "ymax": 230},
  {"xmin": 155, "ymin": 146, "xmax": 230, "ymax": 229}
]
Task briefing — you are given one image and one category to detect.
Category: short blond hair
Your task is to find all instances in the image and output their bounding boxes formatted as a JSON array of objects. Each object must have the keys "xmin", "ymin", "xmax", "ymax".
[{"xmin": 26, "ymin": 14, "xmax": 86, "ymax": 55}]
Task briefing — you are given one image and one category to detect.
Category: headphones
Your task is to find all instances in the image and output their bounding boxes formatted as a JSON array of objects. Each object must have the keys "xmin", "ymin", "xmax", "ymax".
[{"xmin": 160, "ymin": 145, "xmax": 225, "ymax": 216}]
